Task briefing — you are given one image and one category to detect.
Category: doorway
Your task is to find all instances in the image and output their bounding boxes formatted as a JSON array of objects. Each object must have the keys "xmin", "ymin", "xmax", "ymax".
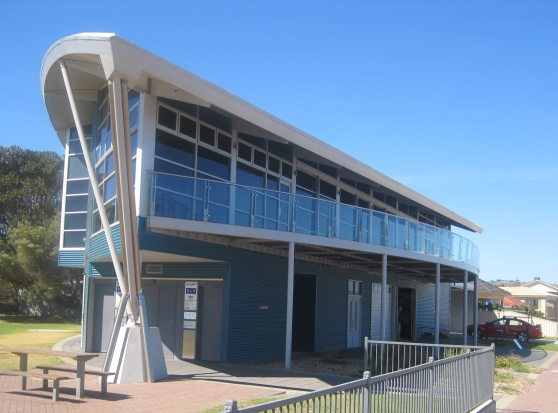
[
  {"xmin": 397, "ymin": 288, "xmax": 415, "ymax": 341},
  {"xmin": 292, "ymin": 274, "xmax": 316, "ymax": 352},
  {"xmin": 347, "ymin": 280, "xmax": 363, "ymax": 348}
]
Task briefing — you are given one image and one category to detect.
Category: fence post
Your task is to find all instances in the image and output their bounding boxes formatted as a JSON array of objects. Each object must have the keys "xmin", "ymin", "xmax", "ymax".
[
  {"xmin": 364, "ymin": 336, "xmax": 369, "ymax": 371},
  {"xmin": 428, "ymin": 356, "xmax": 434, "ymax": 413},
  {"xmin": 362, "ymin": 371, "xmax": 371, "ymax": 413},
  {"xmin": 223, "ymin": 399, "xmax": 238, "ymax": 413},
  {"xmin": 466, "ymin": 349, "xmax": 472, "ymax": 410}
]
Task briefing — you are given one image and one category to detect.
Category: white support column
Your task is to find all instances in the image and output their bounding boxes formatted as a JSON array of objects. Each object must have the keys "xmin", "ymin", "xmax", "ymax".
[
  {"xmin": 463, "ymin": 271, "xmax": 469, "ymax": 345},
  {"xmin": 381, "ymin": 255, "xmax": 387, "ymax": 341},
  {"xmin": 285, "ymin": 242, "xmax": 295, "ymax": 369},
  {"xmin": 473, "ymin": 274, "xmax": 479, "ymax": 346},
  {"xmin": 108, "ymin": 78, "xmax": 141, "ymax": 321},
  {"xmin": 434, "ymin": 264, "xmax": 440, "ymax": 346},
  {"xmin": 58, "ymin": 60, "xmax": 130, "ymax": 305}
]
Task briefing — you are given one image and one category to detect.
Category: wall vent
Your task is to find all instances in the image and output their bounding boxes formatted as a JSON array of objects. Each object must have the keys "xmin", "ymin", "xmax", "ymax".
[{"xmin": 146, "ymin": 264, "xmax": 163, "ymax": 274}]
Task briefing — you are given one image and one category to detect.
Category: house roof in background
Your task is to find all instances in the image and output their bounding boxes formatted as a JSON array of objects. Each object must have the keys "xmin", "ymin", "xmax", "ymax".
[{"xmin": 500, "ymin": 286, "xmax": 556, "ymax": 298}]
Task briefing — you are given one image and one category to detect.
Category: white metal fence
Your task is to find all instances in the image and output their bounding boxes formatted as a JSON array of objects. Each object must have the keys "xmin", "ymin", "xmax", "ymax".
[{"xmin": 222, "ymin": 341, "xmax": 494, "ymax": 413}]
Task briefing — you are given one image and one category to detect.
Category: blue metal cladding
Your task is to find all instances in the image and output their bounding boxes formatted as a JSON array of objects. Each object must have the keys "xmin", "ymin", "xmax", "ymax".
[
  {"xmin": 58, "ymin": 250, "xmax": 85, "ymax": 267},
  {"xmin": 84, "ymin": 218, "xmax": 451, "ymax": 363},
  {"xmin": 87, "ymin": 225, "xmax": 122, "ymax": 261}
]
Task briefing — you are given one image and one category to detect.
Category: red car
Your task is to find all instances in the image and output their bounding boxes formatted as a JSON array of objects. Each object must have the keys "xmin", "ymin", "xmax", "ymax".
[{"xmin": 467, "ymin": 317, "xmax": 543, "ymax": 342}]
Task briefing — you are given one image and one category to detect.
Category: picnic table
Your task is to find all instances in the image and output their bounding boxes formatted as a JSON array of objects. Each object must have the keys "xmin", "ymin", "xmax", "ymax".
[{"xmin": 0, "ymin": 347, "xmax": 100, "ymax": 399}]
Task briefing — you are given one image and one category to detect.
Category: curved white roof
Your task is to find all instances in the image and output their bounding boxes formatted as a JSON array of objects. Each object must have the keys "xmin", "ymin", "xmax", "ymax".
[{"xmin": 41, "ymin": 33, "xmax": 483, "ymax": 234}]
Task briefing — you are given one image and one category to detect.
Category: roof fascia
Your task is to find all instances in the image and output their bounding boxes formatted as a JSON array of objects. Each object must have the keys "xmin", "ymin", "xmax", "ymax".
[{"xmin": 42, "ymin": 33, "xmax": 483, "ymax": 234}]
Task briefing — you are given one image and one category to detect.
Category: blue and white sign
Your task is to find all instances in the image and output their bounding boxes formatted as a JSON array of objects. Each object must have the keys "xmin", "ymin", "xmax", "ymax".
[{"xmin": 184, "ymin": 282, "xmax": 198, "ymax": 311}]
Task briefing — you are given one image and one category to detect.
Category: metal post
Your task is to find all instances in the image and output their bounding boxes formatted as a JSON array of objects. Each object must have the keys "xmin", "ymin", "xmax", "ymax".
[
  {"xmin": 473, "ymin": 274, "xmax": 479, "ymax": 346},
  {"xmin": 224, "ymin": 400, "xmax": 238, "ymax": 413},
  {"xmin": 381, "ymin": 255, "xmax": 387, "ymax": 341},
  {"xmin": 434, "ymin": 263, "xmax": 440, "ymax": 358},
  {"xmin": 428, "ymin": 356, "xmax": 434, "ymax": 413},
  {"xmin": 285, "ymin": 242, "xmax": 295, "ymax": 369},
  {"xmin": 364, "ymin": 336, "xmax": 369, "ymax": 371},
  {"xmin": 463, "ymin": 271, "xmax": 469, "ymax": 345},
  {"xmin": 362, "ymin": 371, "xmax": 371, "ymax": 413}
]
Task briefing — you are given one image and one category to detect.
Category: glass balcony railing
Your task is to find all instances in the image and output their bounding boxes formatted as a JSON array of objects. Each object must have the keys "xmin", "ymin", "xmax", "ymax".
[{"xmin": 148, "ymin": 172, "xmax": 480, "ymax": 270}]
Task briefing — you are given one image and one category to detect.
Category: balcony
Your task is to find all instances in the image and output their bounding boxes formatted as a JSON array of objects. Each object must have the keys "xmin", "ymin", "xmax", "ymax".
[{"xmin": 148, "ymin": 172, "xmax": 479, "ymax": 272}]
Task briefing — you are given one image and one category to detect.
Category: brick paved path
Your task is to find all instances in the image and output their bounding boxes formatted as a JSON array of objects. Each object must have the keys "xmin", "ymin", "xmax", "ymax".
[
  {"xmin": 498, "ymin": 355, "xmax": 558, "ymax": 413},
  {"xmin": 0, "ymin": 371, "xmax": 287, "ymax": 413}
]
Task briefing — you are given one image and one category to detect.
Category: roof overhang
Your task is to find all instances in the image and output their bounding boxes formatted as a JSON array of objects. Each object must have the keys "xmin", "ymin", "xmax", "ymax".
[{"xmin": 41, "ymin": 33, "xmax": 483, "ymax": 234}]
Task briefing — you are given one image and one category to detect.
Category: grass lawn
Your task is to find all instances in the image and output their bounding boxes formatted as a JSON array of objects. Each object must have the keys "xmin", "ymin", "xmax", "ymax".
[{"xmin": 0, "ymin": 314, "xmax": 81, "ymax": 370}]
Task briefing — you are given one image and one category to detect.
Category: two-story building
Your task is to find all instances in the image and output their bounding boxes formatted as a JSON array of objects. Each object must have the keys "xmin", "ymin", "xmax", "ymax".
[{"xmin": 41, "ymin": 33, "xmax": 482, "ymax": 364}]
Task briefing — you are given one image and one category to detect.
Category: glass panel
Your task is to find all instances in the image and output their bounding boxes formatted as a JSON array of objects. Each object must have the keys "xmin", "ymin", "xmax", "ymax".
[
  {"xmin": 237, "ymin": 163, "xmax": 264, "ymax": 188},
  {"xmin": 131, "ymin": 130, "xmax": 138, "ymax": 156},
  {"xmin": 217, "ymin": 133, "xmax": 232, "ymax": 153},
  {"xmin": 158, "ymin": 105, "xmax": 177, "ymax": 130},
  {"xmin": 64, "ymin": 213, "xmax": 87, "ymax": 230},
  {"xmin": 65, "ymin": 195, "xmax": 88, "ymax": 212},
  {"xmin": 63, "ymin": 231, "xmax": 86, "ymax": 248},
  {"xmin": 92, "ymin": 211, "xmax": 101, "ymax": 233},
  {"xmin": 254, "ymin": 149, "xmax": 266, "ymax": 168},
  {"xmin": 129, "ymin": 106, "xmax": 139, "ymax": 129},
  {"xmin": 319, "ymin": 179, "xmax": 336, "ymax": 200},
  {"xmin": 106, "ymin": 200, "xmax": 117, "ymax": 224},
  {"xmin": 199, "ymin": 124, "xmax": 215, "ymax": 146},
  {"xmin": 196, "ymin": 146, "xmax": 230, "ymax": 181},
  {"xmin": 296, "ymin": 170, "xmax": 316, "ymax": 194},
  {"xmin": 155, "ymin": 129, "xmax": 195, "ymax": 168},
  {"xmin": 266, "ymin": 175, "xmax": 279, "ymax": 190},
  {"xmin": 106, "ymin": 153, "xmax": 114, "ymax": 176},
  {"xmin": 339, "ymin": 204, "xmax": 356, "ymax": 240},
  {"xmin": 68, "ymin": 140, "xmax": 83, "ymax": 154},
  {"xmin": 128, "ymin": 89, "xmax": 140, "ymax": 107},
  {"xmin": 68, "ymin": 155, "xmax": 87, "ymax": 179},
  {"xmin": 154, "ymin": 158, "xmax": 194, "ymax": 177},
  {"xmin": 66, "ymin": 179, "xmax": 89, "ymax": 195},
  {"xmin": 238, "ymin": 142, "xmax": 251, "ymax": 162},
  {"xmin": 268, "ymin": 156, "xmax": 280, "ymax": 174},
  {"xmin": 104, "ymin": 175, "xmax": 116, "ymax": 202},
  {"xmin": 282, "ymin": 163, "xmax": 292, "ymax": 179}
]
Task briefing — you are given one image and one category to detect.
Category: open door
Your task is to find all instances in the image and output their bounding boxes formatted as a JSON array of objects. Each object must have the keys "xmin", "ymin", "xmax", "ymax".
[
  {"xmin": 397, "ymin": 288, "xmax": 415, "ymax": 341},
  {"xmin": 292, "ymin": 274, "xmax": 316, "ymax": 352}
]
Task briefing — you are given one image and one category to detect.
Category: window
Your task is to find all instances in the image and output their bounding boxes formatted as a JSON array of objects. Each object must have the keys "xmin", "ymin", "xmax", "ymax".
[
  {"xmin": 91, "ymin": 86, "xmax": 140, "ymax": 235},
  {"xmin": 62, "ymin": 125, "xmax": 91, "ymax": 249}
]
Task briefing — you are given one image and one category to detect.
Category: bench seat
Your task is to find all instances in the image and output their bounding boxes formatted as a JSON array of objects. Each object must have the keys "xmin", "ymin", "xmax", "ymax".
[
  {"xmin": 36, "ymin": 365, "xmax": 113, "ymax": 395},
  {"xmin": 0, "ymin": 369, "xmax": 73, "ymax": 401}
]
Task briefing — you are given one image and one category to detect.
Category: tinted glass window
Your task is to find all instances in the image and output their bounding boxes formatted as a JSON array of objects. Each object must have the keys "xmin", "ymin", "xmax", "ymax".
[
  {"xmin": 158, "ymin": 106, "xmax": 177, "ymax": 130},
  {"xmin": 217, "ymin": 133, "xmax": 232, "ymax": 153},
  {"xmin": 237, "ymin": 163, "xmax": 264, "ymax": 188},
  {"xmin": 179, "ymin": 115, "xmax": 197, "ymax": 139},
  {"xmin": 197, "ymin": 147, "xmax": 230, "ymax": 180},
  {"xmin": 65, "ymin": 195, "xmax": 88, "ymax": 212},
  {"xmin": 64, "ymin": 213, "xmax": 87, "ymax": 230},
  {"xmin": 200, "ymin": 124, "xmax": 215, "ymax": 146},
  {"xmin": 66, "ymin": 180, "xmax": 89, "ymax": 194},
  {"xmin": 63, "ymin": 231, "xmax": 86, "ymax": 248},
  {"xmin": 238, "ymin": 142, "xmax": 251, "ymax": 161},
  {"xmin": 155, "ymin": 130, "xmax": 195, "ymax": 168},
  {"xmin": 68, "ymin": 155, "xmax": 87, "ymax": 179}
]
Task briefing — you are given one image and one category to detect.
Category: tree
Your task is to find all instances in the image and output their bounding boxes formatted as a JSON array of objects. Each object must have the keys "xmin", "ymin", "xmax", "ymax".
[{"xmin": 0, "ymin": 146, "xmax": 81, "ymax": 315}]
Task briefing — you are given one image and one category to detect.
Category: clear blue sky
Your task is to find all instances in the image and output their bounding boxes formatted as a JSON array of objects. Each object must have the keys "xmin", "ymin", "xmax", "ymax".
[{"xmin": 1, "ymin": 1, "xmax": 557, "ymax": 283}]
